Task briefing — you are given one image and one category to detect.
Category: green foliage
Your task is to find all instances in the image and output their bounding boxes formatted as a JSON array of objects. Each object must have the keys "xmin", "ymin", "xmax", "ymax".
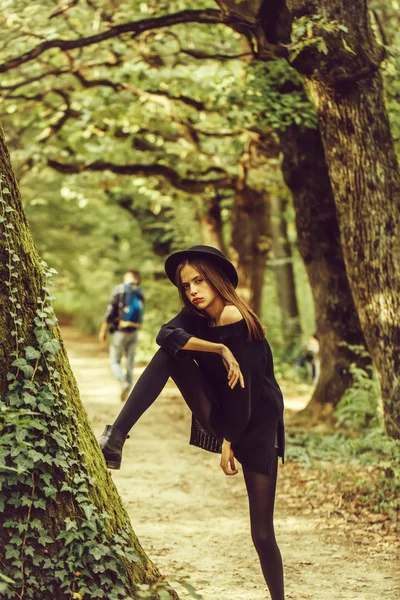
[
  {"xmin": 287, "ymin": 428, "xmax": 400, "ymax": 516},
  {"xmin": 237, "ymin": 60, "xmax": 318, "ymax": 130},
  {"xmin": 289, "ymin": 15, "xmax": 349, "ymax": 62},
  {"xmin": 0, "ymin": 175, "xmax": 144, "ymax": 599},
  {"xmin": 335, "ymin": 364, "xmax": 381, "ymax": 430},
  {"xmin": 287, "ymin": 347, "xmax": 399, "ymax": 516}
]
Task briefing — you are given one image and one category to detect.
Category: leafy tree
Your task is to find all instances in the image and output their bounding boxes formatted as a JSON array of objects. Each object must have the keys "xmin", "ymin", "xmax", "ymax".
[{"xmin": 213, "ymin": 0, "xmax": 400, "ymax": 436}]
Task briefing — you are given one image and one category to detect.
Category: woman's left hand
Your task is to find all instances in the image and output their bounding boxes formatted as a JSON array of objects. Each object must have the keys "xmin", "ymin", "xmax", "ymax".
[{"xmin": 220, "ymin": 439, "xmax": 238, "ymax": 476}]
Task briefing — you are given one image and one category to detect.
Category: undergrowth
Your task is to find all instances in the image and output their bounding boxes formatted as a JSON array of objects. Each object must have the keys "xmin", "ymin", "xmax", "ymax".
[{"xmin": 287, "ymin": 362, "xmax": 400, "ymax": 520}]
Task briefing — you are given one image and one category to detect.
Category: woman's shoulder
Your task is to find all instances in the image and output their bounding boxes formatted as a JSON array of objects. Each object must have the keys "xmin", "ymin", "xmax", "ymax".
[{"xmin": 218, "ymin": 305, "xmax": 243, "ymax": 326}]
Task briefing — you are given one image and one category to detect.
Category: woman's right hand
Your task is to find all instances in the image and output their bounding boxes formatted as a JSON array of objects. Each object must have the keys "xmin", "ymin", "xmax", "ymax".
[{"xmin": 220, "ymin": 345, "xmax": 245, "ymax": 389}]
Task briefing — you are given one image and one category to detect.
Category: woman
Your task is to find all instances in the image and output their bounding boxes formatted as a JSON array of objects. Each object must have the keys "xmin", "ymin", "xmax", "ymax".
[{"xmin": 98, "ymin": 245, "xmax": 285, "ymax": 600}]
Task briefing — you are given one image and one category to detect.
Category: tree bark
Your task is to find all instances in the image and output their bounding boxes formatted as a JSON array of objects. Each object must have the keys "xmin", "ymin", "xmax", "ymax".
[
  {"xmin": 270, "ymin": 192, "xmax": 302, "ymax": 349},
  {"xmin": 0, "ymin": 126, "xmax": 177, "ymax": 598},
  {"xmin": 280, "ymin": 125, "xmax": 371, "ymax": 416},
  {"xmin": 230, "ymin": 183, "xmax": 272, "ymax": 316},
  {"xmin": 195, "ymin": 195, "xmax": 228, "ymax": 254}
]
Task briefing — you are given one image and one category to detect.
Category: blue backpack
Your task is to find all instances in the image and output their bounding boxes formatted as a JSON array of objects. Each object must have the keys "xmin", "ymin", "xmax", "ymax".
[{"xmin": 119, "ymin": 284, "xmax": 144, "ymax": 330}]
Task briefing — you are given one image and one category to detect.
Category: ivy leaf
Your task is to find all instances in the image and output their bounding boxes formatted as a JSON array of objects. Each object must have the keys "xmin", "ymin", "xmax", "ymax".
[
  {"xmin": 82, "ymin": 504, "xmax": 95, "ymax": 521},
  {"xmin": 35, "ymin": 328, "xmax": 52, "ymax": 344},
  {"xmin": 20, "ymin": 365, "xmax": 34, "ymax": 378},
  {"xmin": 23, "ymin": 381, "xmax": 38, "ymax": 392},
  {"xmin": 52, "ymin": 431, "xmax": 67, "ymax": 449},
  {"xmin": 89, "ymin": 547, "xmax": 106, "ymax": 561},
  {"xmin": 25, "ymin": 347, "xmax": 41, "ymax": 361},
  {"xmin": 42, "ymin": 339, "xmax": 61, "ymax": 356},
  {"xmin": 180, "ymin": 582, "xmax": 203, "ymax": 599},
  {"xmin": 16, "ymin": 429, "xmax": 28, "ymax": 443},
  {"xmin": 33, "ymin": 498, "xmax": 47, "ymax": 510},
  {"xmin": 65, "ymin": 518, "xmax": 77, "ymax": 531},
  {"xmin": 0, "ymin": 573, "xmax": 15, "ymax": 584},
  {"xmin": 5, "ymin": 547, "xmax": 20, "ymax": 560},
  {"xmin": 43, "ymin": 484, "xmax": 58, "ymax": 499},
  {"xmin": 38, "ymin": 534, "xmax": 54, "ymax": 545},
  {"xmin": 123, "ymin": 547, "xmax": 139, "ymax": 562},
  {"xmin": 11, "ymin": 358, "xmax": 27, "ymax": 369}
]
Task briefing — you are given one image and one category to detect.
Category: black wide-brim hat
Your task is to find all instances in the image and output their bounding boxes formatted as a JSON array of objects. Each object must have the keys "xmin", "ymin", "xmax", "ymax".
[{"xmin": 165, "ymin": 245, "xmax": 239, "ymax": 288}]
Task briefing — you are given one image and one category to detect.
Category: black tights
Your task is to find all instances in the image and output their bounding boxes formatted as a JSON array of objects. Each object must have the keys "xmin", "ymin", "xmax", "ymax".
[
  {"xmin": 244, "ymin": 458, "xmax": 285, "ymax": 600},
  {"xmin": 113, "ymin": 348, "xmax": 284, "ymax": 600}
]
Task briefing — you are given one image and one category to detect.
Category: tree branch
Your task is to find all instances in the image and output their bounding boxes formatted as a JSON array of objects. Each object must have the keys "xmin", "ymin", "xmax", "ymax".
[
  {"xmin": 50, "ymin": 0, "xmax": 79, "ymax": 20},
  {"xmin": 47, "ymin": 159, "xmax": 236, "ymax": 192},
  {"xmin": 0, "ymin": 9, "xmax": 222, "ymax": 73},
  {"xmin": 180, "ymin": 48, "xmax": 253, "ymax": 61},
  {"xmin": 72, "ymin": 70, "xmax": 206, "ymax": 109}
]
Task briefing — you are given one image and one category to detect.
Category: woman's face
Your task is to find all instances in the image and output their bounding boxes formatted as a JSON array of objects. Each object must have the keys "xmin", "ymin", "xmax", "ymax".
[{"xmin": 180, "ymin": 264, "xmax": 218, "ymax": 311}]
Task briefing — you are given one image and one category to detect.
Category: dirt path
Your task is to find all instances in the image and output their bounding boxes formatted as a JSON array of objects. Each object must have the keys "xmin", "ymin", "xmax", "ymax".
[{"xmin": 63, "ymin": 328, "xmax": 399, "ymax": 600}]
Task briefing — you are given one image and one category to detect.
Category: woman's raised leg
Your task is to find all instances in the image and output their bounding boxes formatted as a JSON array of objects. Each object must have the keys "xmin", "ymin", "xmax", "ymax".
[{"xmin": 99, "ymin": 348, "xmax": 217, "ymax": 468}]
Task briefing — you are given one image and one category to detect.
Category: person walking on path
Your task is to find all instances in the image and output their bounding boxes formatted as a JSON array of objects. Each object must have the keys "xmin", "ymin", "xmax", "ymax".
[
  {"xmin": 98, "ymin": 246, "xmax": 285, "ymax": 600},
  {"xmin": 98, "ymin": 269, "xmax": 144, "ymax": 401}
]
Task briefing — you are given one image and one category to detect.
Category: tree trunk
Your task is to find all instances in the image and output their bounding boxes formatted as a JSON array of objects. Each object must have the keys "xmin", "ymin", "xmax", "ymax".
[
  {"xmin": 286, "ymin": 0, "xmax": 400, "ymax": 437},
  {"xmin": 280, "ymin": 125, "xmax": 371, "ymax": 417},
  {"xmin": 270, "ymin": 192, "xmax": 302, "ymax": 349},
  {"xmin": 230, "ymin": 184, "xmax": 272, "ymax": 316},
  {"xmin": 0, "ymin": 126, "xmax": 178, "ymax": 598},
  {"xmin": 213, "ymin": 0, "xmax": 400, "ymax": 437},
  {"xmin": 195, "ymin": 195, "xmax": 227, "ymax": 254}
]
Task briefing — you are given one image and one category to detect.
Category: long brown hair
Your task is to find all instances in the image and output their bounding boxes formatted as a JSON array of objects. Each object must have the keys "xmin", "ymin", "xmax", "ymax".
[{"xmin": 175, "ymin": 259, "xmax": 264, "ymax": 342}]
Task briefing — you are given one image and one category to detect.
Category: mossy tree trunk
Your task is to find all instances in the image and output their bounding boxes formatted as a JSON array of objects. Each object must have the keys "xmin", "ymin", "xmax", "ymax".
[
  {"xmin": 0, "ymin": 125, "xmax": 178, "ymax": 599},
  {"xmin": 280, "ymin": 125, "xmax": 371, "ymax": 418},
  {"xmin": 286, "ymin": 0, "xmax": 400, "ymax": 437}
]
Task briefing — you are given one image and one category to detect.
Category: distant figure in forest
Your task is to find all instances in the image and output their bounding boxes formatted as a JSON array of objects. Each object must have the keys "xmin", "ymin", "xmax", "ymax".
[
  {"xmin": 98, "ymin": 269, "xmax": 144, "ymax": 402},
  {"xmin": 98, "ymin": 245, "xmax": 286, "ymax": 600},
  {"xmin": 296, "ymin": 332, "xmax": 320, "ymax": 384}
]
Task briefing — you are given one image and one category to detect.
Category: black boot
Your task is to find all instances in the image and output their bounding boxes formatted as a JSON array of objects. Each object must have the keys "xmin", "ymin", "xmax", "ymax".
[{"xmin": 97, "ymin": 425, "xmax": 129, "ymax": 470}]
